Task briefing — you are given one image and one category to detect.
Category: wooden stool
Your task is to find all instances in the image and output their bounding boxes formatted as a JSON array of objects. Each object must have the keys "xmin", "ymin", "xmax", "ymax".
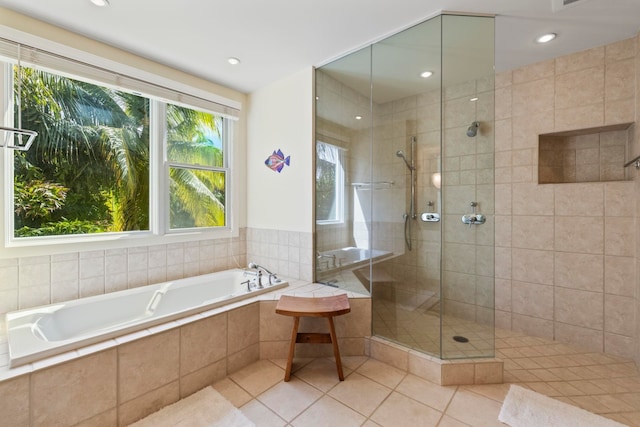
[{"xmin": 275, "ymin": 294, "xmax": 351, "ymax": 382}]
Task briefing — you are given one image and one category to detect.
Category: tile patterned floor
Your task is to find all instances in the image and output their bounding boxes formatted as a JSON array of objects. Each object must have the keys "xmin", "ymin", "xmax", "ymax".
[{"xmin": 215, "ymin": 330, "xmax": 640, "ymax": 426}]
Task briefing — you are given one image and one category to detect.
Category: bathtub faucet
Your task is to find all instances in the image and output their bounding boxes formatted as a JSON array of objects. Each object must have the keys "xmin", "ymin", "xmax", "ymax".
[{"xmin": 247, "ymin": 262, "xmax": 278, "ymax": 287}]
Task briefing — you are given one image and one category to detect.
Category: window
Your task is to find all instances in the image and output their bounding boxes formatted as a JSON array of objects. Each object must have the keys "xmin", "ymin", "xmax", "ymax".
[
  {"xmin": 166, "ymin": 104, "xmax": 227, "ymax": 229},
  {"xmin": 315, "ymin": 141, "xmax": 345, "ymax": 223},
  {"xmin": 0, "ymin": 39, "xmax": 239, "ymax": 245}
]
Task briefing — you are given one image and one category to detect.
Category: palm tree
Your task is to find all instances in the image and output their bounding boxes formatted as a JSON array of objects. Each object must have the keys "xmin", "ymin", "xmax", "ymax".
[
  {"xmin": 166, "ymin": 105, "xmax": 225, "ymax": 228},
  {"xmin": 14, "ymin": 66, "xmax": 150, "ymax": 234}
]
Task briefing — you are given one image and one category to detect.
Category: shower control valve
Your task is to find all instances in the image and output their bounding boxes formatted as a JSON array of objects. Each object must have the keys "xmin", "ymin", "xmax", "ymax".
[
  {"xmin": 462, "ymin": 214, "xmax": 486, "ymax": 227},
  {"xmin": 420, "ymin": 212, "xmax": 440, "ymax": 222}
]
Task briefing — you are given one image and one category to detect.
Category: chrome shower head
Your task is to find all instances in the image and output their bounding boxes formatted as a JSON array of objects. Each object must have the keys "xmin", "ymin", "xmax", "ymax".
[
  {"xmin": 396, "ymin": 150, "xmax": 413, "ymax": 171},
  {"xmin": 467, "ymin": 121, "xmax": 480, "ymax": 137}
]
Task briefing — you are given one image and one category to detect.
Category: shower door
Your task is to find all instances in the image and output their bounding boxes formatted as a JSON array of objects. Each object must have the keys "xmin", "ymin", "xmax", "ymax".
[{"xmin": 315, "ymin": 13, "xmax": 495, "ymax": 360}]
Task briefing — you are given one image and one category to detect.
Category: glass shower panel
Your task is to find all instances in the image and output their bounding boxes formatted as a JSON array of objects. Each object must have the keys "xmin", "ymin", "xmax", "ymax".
[
  {"xmin": 370, "ymin": 17, "xmax": 443, "ymax": 355},
  {"xmin": 315, "ymin": 47, "xmax": 373, "ymax": 296},
  {"xmin": 440, "ymin": 15, "xmax": 495, "ymax": 359}
]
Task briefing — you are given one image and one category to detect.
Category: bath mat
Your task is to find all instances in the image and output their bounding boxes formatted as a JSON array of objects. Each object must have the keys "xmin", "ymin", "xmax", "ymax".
[
  {"xmin": 498, "ymin": 384, "xmax": 627, "ymax": 427},
  {"xmin": 128, "ymin": 386, "xmax": 255, "ymax": 427}
]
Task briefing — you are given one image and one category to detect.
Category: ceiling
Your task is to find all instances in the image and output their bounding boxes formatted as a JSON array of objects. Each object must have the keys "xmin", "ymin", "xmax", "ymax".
[{"xmin": 0, "ymin": 0, "xmax": 638, "ymax": 94}]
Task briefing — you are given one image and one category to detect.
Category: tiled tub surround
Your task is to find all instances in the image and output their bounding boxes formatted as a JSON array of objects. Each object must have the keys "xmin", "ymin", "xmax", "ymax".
[
  {"xmin": 494, "ymin": 34, "xmax": 640, "ymax": 361},
  {"xmin": 0, "ymin": 281, "xmax": 371, "ymax": 426},
  {"xmin": 6, "ymin": 269, "xmax": 288, "ymax": 368}
]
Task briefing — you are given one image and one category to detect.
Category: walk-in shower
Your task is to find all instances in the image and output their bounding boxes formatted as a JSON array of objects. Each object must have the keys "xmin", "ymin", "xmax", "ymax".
[{"xmin": 315, "ymin": 13, "xmax": 495, "ymax": 360}]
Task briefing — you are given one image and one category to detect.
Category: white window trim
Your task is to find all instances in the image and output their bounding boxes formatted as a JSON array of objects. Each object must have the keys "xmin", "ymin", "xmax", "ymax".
[
  {"xmin": 0, "ymin": 30, "xmax": 242, "ymax": 258},
  {"xmin": 316, "ymin": 140, "xmax": 345, "ymax": 225}
]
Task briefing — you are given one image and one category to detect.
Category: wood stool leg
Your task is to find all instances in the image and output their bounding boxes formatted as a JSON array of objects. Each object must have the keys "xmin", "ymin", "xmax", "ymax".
[
  {"xmin": 284, "ymin": 316, "xmax": 300, "ymax": 381},
  {"xmin": 327, "ymin": 316, "xmax": 344, "ymax": 381}
]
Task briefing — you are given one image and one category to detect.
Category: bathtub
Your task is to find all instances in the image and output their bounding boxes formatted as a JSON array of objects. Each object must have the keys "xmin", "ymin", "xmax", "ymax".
[{"xmin": 6, "ymin": 269, "xmax": 287, "ymax": 368}]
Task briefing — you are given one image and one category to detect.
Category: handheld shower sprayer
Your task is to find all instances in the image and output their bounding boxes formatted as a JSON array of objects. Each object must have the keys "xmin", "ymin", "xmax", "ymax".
[
  {"xmin": 467, "ymin": 121, "xmax": 480, "ymax": 137},
  {"xmin": 396, "ymin": 150, "xmax": 414, "ymax": 171}
]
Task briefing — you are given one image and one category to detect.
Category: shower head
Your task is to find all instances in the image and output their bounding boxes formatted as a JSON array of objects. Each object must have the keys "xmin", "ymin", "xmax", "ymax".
[
  {"xmin": 467, "ymin": 121, "xmax": 480, "ymax": 137},
  {"xmin": 396, "ymin": 150, "xmax": 414, "ymax": 171}
]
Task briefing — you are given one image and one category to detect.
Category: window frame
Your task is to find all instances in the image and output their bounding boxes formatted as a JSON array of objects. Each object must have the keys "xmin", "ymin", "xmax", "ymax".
[
  {"xmin": 315, "ymin": 140, "xmax": 345, "ymax": 225},
  {"xmin": 0, "ymin": 35, "xmax": 241, "ymax": 256}
]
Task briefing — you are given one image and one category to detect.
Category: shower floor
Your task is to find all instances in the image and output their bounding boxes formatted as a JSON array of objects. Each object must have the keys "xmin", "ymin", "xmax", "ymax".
[{"xmin": 373, "ymin": 298, "xmax": 495, "ymax": 358}]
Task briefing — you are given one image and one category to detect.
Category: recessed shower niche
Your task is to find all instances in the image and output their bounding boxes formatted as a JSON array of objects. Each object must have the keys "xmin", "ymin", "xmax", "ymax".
[{"xmin": 538, "ymin": 123, "xmax": 635, "ymax": 184}]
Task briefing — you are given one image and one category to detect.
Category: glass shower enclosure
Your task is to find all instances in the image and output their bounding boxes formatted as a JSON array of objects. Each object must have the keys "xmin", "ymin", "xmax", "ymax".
[{"xmin": 315, "ymin": 14, "xmax": 495, "ymax": 359}]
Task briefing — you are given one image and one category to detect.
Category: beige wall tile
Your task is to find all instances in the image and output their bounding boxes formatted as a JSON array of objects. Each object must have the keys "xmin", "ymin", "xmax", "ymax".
[
  {"xmin": 495, "ymin": 70, "xmax": 513, "ymax": 89},
  {"xmin": 555, "ymin": 216, "xmax": 604, "ymax": 254},
  {"xmin": 554, "ymin": 322, "xmax": 603, "ymax": 352},
  {"xmin": 495, "ymin": 279, "xmax": 512, "ymax": 312},
  {"xmin": 495, "ymin": 86, "xmax": 512, "ymax": 121},
  {"xmin": 605, "ymin": 59, "xmax": 635, "ymax": 102},
  {"xmin": 512, "ymin": 313, "xmax": 554, "ymax": 340},
  {"xmin": 605, "ymin": 217, "xmax": 634, "ymax": 256},
  {"xmin": 604, "ymin": 256, "xmax": 635, "ymax": 296},
  {"xmin": 370, "ymin": 338, "xmax": 409, "ymax": 371},
  {"xmin": 227, "ymin": 343, "xmax": 260, "ymax": 374},
  {"xmin": 495, "ymin": 215, "xmax": 511, "ymax": 247},
  {"xmin": 512, "ymin": 77, "xmax": 555, "ymax": 118},
  {"xmin": 605, "ymin": 182, "xmax": 635, "ymax": 216},
  {"xmin": 441, "ymin": 363, "xmax": 475, "ymax": 385},
  {"xmin": 555, "ymin": 46, "xmax": 605, "ymax": 75},
  {"xmin": 118, "ymin": 330, "xmax": 180, "ymax": 403},
  {"xmin": 495, "ymin": 119, "xmax": 512, "ymax": 152},
  {"xmin": 555, "ymin": 183, "xmax": 604, "ymax": 216},
  {"xmin": 32, "ymin": 350, "xmax": 117, "ymax": 426},
  {"xmin": 605, "ymin": 37, "xmax": 636, "ymax": 62},
  {"xmin": 512, "ymin": 183, "xmax": 555, "ymax": 216},
  {"xmin": 180, "ymin": 359, "xmax": 227, "ymax": 398},
  {"xmin": 475, "ymin": 361, "xmax": 503, "ymax": 384},
  {"xmin": 512, "ymin": 249, "xmax": 554, "ymax": 285},
  {"xmin": 604, "ymin": 294, "xmax": 635, "ymax": 336},
  {"xmin": 555, "ymin": 104, "xmax": 605, "ymax": 133},
  {"xmin": 180, "ymin": 313, "xmax": 227, "ymax": 376},
  {"xmin": 512, "ymin": 60, "xmax": 555, "ymax": 84},
  {"xmin": 511, "ymin": 216, "xmax": 554, "ymax": 250},
  {"xmin": 554, "ymin": 252, "xmax": 603, "ymax": 292},
  {"xmin": 495, "ymin": 247, "xmax": 511, "ymax": 280},
  {"xmin": 228, "ymin": 303, "xmax": 259, "ymax": 354},
  {"xmin": 555, "ymin": 287, "xmax": 603, "ymax": 330},
  {"xmin": 605, "ymin": 97, "xmax": 636, "ymax": 125},
  {"xmin": 604, "ymin": 333, "xmax": 636, "ymax": 359},
  {"xmin": 0, "ymin": 375, "xmax": 29, "ymax": 427},
  {"xmin": 556, "ymin": 67, "xmax": 605, "ymax": 110},
  {"xmin": 75, "ymin": 409, "xmax": 117, "ymax": 427},
  {"xmin": 512, "ymin": 281, "xmax": 554, "ymax": 320}
]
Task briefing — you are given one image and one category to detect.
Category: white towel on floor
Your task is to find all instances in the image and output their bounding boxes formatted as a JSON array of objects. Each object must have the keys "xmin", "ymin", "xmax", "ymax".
[
  {"xmin": 498, "ymin": 384, "xmax": 627, "ymax": 427},
  {"xmin": 129, "ymin": 386, "xmax": 255, "ymax": 427}
]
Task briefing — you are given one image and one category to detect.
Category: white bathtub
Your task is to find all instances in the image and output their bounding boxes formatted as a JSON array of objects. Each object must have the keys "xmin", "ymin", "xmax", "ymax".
[{"xmin": 6, "ymin": 269, "xmax": 287, "ymax": 368}]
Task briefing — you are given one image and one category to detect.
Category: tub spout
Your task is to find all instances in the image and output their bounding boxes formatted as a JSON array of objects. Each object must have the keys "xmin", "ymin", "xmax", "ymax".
[{"xmin": 247, "ymin": 262, "xmax": 278, "ymax": 286}]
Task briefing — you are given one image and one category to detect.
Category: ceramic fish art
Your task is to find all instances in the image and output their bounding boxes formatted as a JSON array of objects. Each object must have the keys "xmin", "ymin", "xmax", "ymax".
[{"xmin": 265, "ymin": 149, "xmax": 291, "ymax": 173}]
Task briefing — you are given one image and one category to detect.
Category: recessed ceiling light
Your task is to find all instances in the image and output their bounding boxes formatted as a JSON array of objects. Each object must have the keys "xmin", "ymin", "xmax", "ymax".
[
  {"xmin": 90, "ymin": 0, "xmax": 110, "ymax": 6},
  {"xmin": 227, "ymin": 57, "xmax": 241, "ymax": 65},
  {"xmin": 470, "ymin": 97, "xmax": 479, "ymax": 102},
  {"xmin": 355, "ymin": 115, "xmax": 362, "ymax": 120},
  {"xmin": 536, "ymin": 33, "xmax": 557, "ymax": 44},
  {"xmin": 420, "ymin": 71, "xmax": 433, "ymax": 79}
]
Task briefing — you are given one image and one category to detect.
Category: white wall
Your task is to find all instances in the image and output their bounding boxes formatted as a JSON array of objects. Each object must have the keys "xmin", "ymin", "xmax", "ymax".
[{"xmin": 246, "ymin": 67, "xmax": 314, "ymax": 233}]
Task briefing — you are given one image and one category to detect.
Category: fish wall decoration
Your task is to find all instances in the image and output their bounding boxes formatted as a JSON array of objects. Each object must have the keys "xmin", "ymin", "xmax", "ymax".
[{"xmin": 265, "ymin": 149, "xmax": 291, "ymax": 173}]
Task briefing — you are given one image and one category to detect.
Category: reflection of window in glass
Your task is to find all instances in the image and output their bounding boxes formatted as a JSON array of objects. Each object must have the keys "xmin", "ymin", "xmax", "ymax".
[
  {"xmin": 316, "ymin": 141, "xmax": 344, "ymax": 223},
  {"xmin": 167, "ymin": 104, "xmax": 227, "ymax": 229},
  {"xmin": 13, "ymin": 66, "xmax": 150, "ymax": 238}
]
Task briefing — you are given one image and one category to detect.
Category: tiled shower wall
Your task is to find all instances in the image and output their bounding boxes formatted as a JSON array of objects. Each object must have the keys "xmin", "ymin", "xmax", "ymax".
[
  {"xmin": 0, "ymin": 227, "xmax": 313, "ymax": 319},
  {"xmin": 494, "ymin": 35, "xmax": 638, "ymax": 360}
]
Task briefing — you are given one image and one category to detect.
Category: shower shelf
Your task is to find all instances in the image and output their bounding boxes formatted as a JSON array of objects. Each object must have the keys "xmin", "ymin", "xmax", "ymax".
[{"xmin": 351, "ymin": 181, "xmax": 394, "ymax": 190}]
